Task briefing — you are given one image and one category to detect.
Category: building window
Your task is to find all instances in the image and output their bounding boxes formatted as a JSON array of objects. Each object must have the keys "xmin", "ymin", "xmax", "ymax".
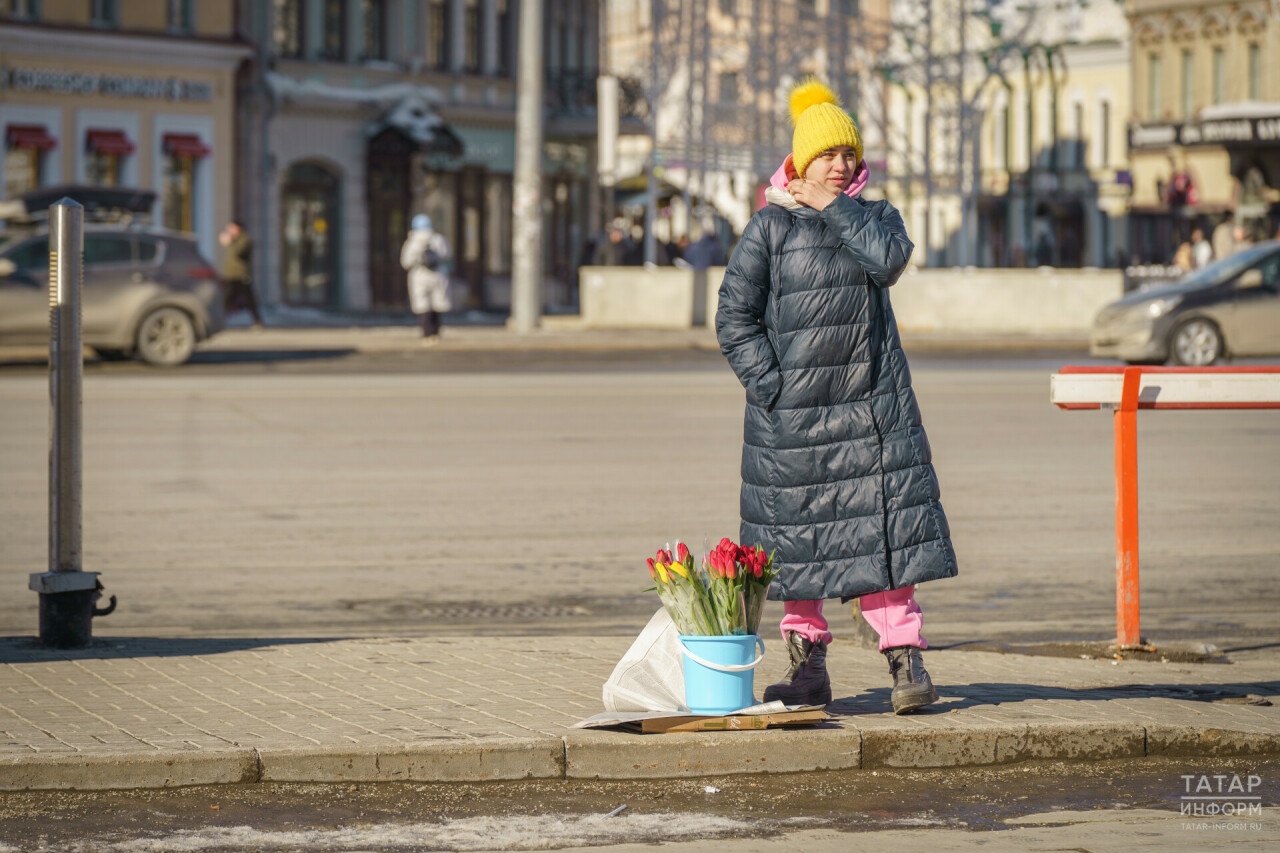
[
  {"xmin": 161, "ymin": 134, "xmax": 209, "ymax": 234},
  {"xmin": 85, "ymin": 129, "xmax": 134, "ymax": 187},
  {"xmin": 91, "ymin": 0, "xmax": 118, "ymax": 28},
  {"xmin": 273, "ymin": 0, "xmax": 303, "ymax": 58},
  {"xmin": 719, "ymin": 71, "xmax": 739, "ymax": 104},
  {"xmin": 9, "ymin": 0, "xmax": 39, "ymax": 20},
  {"xmin": 1099, "ymin": 100, "xmax": 1110, "ymax": 168},
  {"xmin": 719, "ymin": 0, "xmax": 734, "ymax": 14},
  {"xmin": 167, "ymin": 0, "xmax": 193, "ymax": 33},
  {"xmin": 841, "ymin": 0, "xmax": 859, "ymax": 15},
  {"xmin": 1072, "ymin": 102, "xmax": 1084, "ymax": 168},
  {"xmin": 1248, "ymin": 43, "xmax": 1261, "ymax": 101},
  {"xmin": 484, "ymin": 174, "xmax": 512, "ymax": 276},
  {"xmin": 1180, "ymin": 49, "xmax": 1193, "ymax": 118},
  {"xmin": 426, "ymin": 0, "xmax": 448, "ymax": 70},
  {"xmin": 4, "ymin": 146, "xmax": 40, "ymax": 198},
  {"xmin": 4, "ymin": 124, "xmax": 56, "ymax": 198},
  {"xmin": 464, "ymin": 0, "xmax": 480, "ymax": 72},
  {"xmin": 996, "ymin": 102, "xmax": 1009, "ymax": 169},
  {"xmin": 281, "ymin": 162, "xmax": 341, "ymax": 307},
  {"xmin": 1147, "ymin": 52, "xmax": 1161, "ymax": 119},
  {"xmin": 1212, "ymin": 47, "xmax": 1224, "ymax": 104},
  {"xmin": 321, "ymin": 0, "xmax": 347, "ymax": 61},
  {"xmin": 496, "ymin": 0, "xmax": 511, "ymax": 75},
  {"xmin": 360, "ymin": 0, "xmax": 386, "ymax": 60}
]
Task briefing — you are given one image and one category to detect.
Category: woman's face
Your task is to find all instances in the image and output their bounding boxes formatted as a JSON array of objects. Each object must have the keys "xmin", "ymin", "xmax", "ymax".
[{"xmin": 803, "ymin": 146, "xmax": 858, "ymax": 190}]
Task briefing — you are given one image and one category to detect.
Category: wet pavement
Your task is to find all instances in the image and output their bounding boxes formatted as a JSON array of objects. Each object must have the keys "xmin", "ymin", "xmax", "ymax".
[{"xmin": 1, "ymin": 757, "xmax": 1276, "ymax": 851}]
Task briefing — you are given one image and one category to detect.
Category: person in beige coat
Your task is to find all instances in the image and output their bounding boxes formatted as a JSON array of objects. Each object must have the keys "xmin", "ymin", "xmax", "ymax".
[{"xmin": 400, "ymin": 214, "xmax": 452, "ymax": 342}]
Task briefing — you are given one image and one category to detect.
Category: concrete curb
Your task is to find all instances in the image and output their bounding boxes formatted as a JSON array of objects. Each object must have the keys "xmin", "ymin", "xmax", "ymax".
[
  {"xmin": 0, "ymin": 749, "xmax": 258, "ymax": 791},
  {"xmin": 258, "ymin": 738, "xmax": 565, "ymax": 783},
  {"xmin": 2, "ymin": 722, "xmax": 1277, "ymax": 791}
]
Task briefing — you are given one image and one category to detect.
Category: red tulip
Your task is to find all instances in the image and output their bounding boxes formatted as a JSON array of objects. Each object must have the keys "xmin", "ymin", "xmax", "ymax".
[
  {"xmin": 677, "ymin": 543, "xmax": 690, "ymax": 563},
  {"xmin": 646, "ymin": 557, "xmax": 657, "ymax": 579}
]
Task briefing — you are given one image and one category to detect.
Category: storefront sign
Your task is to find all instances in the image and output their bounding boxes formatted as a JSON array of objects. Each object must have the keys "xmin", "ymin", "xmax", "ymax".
[
  {"xmin": 0, "ymin": 66, "xmax": 212, "ymax": 101},
  {"xmin": 1129, "ymin": 116, "xmax": 1280, "ymax": 150}
]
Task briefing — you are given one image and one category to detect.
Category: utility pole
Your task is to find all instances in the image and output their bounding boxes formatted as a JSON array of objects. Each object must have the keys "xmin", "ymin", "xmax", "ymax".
[
  {"xmin": 923, "ymin": 0, "xmax": 934, "ymax": 267},
  {"xmin": 957, "ymin": 0, "xmax": 968, "ymax": 266},
  {"xmin": 511, "ymin": 0, "xmax": 544, "ymax": 332},
  {"xmin": 644, "ymin": 0, "xmax": 661, "ymax": 265}
]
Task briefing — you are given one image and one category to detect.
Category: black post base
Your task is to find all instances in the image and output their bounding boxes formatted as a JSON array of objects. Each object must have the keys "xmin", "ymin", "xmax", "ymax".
[{"xmin": 37, "ymin": 590, "xmax": 95, "ymax": 649}]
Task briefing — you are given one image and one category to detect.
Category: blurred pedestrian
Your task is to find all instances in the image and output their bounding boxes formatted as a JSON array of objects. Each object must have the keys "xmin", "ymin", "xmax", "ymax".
[
  {"xmin": 1173, "ymin": 241, "xmax": 1194, "ymax": 272},
  {"xmin": 1212, "ymin": 215, "xmax": 1235, "ymax": 259},
  {"xmin": 591, "ymin": 223, "xmax": 634, "ymax": 266},
  {"xmin": 218, "ymin": 220, "xmax": 263, "ymax": 328},
  {"xmin": 717, "ymin": 79, "xmax": 955, "ymax": 715},
  {"xmin": 1233, "ymin": 225, "xmax": 1254, "ymax": 251},
  {"xmin": 1191, "ymin": 228, "xmax": 1212, "ymax": 268},
  {"xmin": 400, "ymin": 214, "xmax": 451, "ymax": 344},
  {"xmin": 1034, "ymin": 232, "xmax": 1054, "ymax": 266},
  {"xmin": 683, "ymin": 232, "xmax": 727, "ymax": 270}
]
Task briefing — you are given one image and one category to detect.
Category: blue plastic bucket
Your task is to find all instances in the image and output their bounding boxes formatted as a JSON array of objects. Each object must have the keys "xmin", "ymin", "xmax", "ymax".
[{"xmin": 679, "ymin": 634, "xmax": 766, "ymax": 714}]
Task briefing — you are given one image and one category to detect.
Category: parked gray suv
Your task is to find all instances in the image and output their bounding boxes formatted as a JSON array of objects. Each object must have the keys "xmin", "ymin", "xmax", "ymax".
[{"xmin": 0, "ymin": 188, "xmax": 224, "ymax": 366}]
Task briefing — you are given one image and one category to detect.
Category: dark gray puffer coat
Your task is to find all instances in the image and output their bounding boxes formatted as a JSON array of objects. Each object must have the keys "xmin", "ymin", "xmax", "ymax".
[{"xmin": 716, "ymin": 190, "xmax": 957, "ymax": 601}]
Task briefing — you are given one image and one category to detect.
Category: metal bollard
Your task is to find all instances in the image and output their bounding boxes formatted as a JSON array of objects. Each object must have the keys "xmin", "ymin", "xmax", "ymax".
[{"xmin": 28, "ymin": 199, "xmax": 114, "ymax": 648}]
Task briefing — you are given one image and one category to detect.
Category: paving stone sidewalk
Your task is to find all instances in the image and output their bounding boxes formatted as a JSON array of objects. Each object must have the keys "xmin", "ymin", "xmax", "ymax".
[{"xmin": 1, "ymin": 636, "xmax": 1276, "ymax": 790}]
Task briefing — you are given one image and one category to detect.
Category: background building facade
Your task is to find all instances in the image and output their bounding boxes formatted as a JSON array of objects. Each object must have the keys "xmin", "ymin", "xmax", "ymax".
[
  {"xmin": 237, "ymin": 0, "xmax": 599, "ymax": 315},
  {"xmin": 1128, "ymin": 0, "xmax": 1279, "ymax": 262},
  {"xmin": 879, "ymin": 0, "xmax": 1131, "ymax": 268},
  {"xmin": 602, "ymin": 0, "xmax": 890, "ymax": 247},
  {"xmin": 0, "ymin": 1, "xmax": 247, "ymax": 263}
]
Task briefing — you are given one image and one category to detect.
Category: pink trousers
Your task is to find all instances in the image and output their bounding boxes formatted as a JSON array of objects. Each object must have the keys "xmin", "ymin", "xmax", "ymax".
[{"xmin": 779, "ymin": 586, "xmax": 926, "ymax": 651}]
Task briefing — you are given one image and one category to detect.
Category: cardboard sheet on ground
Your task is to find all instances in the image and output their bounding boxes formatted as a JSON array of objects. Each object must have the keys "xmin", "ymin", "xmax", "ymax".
[{"xmin": 574, "ymin": 701, "xmax": 828, "ymax": 733}]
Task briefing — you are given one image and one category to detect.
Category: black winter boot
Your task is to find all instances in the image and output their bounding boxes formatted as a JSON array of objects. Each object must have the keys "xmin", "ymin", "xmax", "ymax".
[
  {"xmin": 762, "ymin": 631, "xmax": 832, "ymax": 706},
  {"xmin": 884, "ymin": 646, "xmax": 938, "ymax": 714}
]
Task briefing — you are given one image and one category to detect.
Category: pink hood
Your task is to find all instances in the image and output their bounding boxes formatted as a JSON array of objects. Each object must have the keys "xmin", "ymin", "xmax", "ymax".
[{"xmin": 769, "ymin": 153, "xmax": 868, "ymax": 198}]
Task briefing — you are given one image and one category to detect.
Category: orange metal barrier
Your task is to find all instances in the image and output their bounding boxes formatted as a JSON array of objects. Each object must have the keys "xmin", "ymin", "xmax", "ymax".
[{"xmin": 1051, "ymin": 366, "xmax": 1280, "ymax": 647}]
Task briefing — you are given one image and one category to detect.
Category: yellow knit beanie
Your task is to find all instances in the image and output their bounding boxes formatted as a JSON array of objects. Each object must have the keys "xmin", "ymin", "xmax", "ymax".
[{"xmin": 789, "ymin": 79, "xmax": 863, "ymax": 179}]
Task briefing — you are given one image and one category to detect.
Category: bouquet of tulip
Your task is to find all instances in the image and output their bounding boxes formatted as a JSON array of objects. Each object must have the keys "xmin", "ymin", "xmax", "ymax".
[{"xmin": 647, "ymin": 538, "xmax": 777, "ymax": 636}]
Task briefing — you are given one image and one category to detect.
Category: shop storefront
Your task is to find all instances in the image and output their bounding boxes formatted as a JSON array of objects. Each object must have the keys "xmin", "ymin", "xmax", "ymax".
[
  {"xmin": 0, "ymin": 26, "xmax": 245, "ymax": 262},
  {"xmin": 1128, "ymin": 111, "xmax": 1279, "ymax": 263}
]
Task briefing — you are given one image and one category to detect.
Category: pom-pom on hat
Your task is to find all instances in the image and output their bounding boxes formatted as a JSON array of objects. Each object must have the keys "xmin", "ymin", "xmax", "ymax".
[{"xmin": 788, "ymin": 78, "xmax": 863, "ymax": 179}]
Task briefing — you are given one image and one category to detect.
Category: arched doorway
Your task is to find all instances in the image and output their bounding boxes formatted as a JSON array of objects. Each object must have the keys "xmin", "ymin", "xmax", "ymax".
[{"xmin": 281, "ymin": 161, "xmax": 341, "ymax": 307}]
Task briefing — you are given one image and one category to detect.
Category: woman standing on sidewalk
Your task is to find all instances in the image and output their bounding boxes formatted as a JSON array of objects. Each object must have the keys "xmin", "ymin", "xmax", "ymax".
[{"xmin": 716, "ymin": 80, "xmax": 957, "ymax": 714}]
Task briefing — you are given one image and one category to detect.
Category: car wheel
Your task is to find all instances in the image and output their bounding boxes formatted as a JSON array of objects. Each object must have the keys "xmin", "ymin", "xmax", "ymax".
[
  {"xmin": 92, "ymin": 348, "xmax": 133, "ymax": 362},
  {"xmin": 135, "ymin": 307, "xmax": 196, "ymax": 366},
  {"xmin": 1170, "ymin": 318, "xmax": 1224, "ymax": 366}
]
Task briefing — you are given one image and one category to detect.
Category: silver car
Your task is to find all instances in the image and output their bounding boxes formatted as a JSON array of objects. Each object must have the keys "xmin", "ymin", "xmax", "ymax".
[
  {"xmin": 1090, "ymin": 241, "xmax": 1280, "ymax": 365},
  {"xmin": 0, "ymin": 224, "xmax": 224, "ymax": 366}
]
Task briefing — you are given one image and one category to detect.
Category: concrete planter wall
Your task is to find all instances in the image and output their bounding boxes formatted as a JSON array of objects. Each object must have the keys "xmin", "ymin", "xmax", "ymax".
[
  {"xmin": 890, "ymin": 268, "xmax": 1125, "ymax": 336},
  {"xmin": 579, "ymin": 266, "xmax": 726, "ymax": 329},
  {"xmin": 578, "ymin": 265, "xmax": 1123, "ymax": 336}
]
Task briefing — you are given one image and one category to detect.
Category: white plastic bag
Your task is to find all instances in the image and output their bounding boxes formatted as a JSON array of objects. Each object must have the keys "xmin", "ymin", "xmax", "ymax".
[{"xmin": 602, "ymin": 608, "xmax": 687, "ymax": 713}]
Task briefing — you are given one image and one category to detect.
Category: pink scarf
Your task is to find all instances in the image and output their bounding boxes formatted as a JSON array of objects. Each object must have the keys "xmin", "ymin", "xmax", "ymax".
[{"xmin": 769, "ymin": 153, "xmax": 869, "ymax": 198}]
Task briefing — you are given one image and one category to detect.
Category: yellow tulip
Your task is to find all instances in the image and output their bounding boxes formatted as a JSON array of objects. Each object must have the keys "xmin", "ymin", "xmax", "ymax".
[
  {"xmin": 657, "ymin": 564, "xmax": 671, "ymax": 583},
  {"xmin": 667, "ymin": 561, "xmax": 690, "ymax": 579}
]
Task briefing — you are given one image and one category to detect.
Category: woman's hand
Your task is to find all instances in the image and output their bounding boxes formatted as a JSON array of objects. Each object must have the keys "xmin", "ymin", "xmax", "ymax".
[{"xmin": 787, "ymin": 178, "xmax": 840, "ymax": 211}]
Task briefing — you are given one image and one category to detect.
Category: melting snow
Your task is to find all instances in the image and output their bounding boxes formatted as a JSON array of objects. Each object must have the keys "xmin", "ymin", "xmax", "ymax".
[{"xmin": 56, "ymin": 813, "xmax": 753, "ymax": 853}]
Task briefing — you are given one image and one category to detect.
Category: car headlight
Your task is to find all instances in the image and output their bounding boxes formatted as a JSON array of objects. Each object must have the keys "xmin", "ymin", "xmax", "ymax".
[{"xmin": 1142, "ymin": 296, "xmax": 1182, "ymax": 318}]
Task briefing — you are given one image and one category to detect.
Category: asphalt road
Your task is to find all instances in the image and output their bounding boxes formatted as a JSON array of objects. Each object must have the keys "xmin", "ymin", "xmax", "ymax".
[{"xmin": 2, "ymin": 349, "xmax": 1278, "ymax": 648}]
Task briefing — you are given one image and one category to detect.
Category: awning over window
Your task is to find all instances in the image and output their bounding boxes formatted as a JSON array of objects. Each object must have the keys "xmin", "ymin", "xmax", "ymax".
[
  {"xmin": 5, "ymin": 124, "xmax": 57, "ymax": 150},
  {"xmin": 162, "ymin": 133, "xmax": 210, "ymax": 159},
  {"xmin": 86, "ymin": 129, "xmax": 135, "ymax": 156}
]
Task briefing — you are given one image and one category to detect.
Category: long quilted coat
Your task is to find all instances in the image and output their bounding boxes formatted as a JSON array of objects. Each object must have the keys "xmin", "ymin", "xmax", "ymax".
[{"xmin": 715, "ymin": 187, "xmax": 958, "ymax": 602}]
